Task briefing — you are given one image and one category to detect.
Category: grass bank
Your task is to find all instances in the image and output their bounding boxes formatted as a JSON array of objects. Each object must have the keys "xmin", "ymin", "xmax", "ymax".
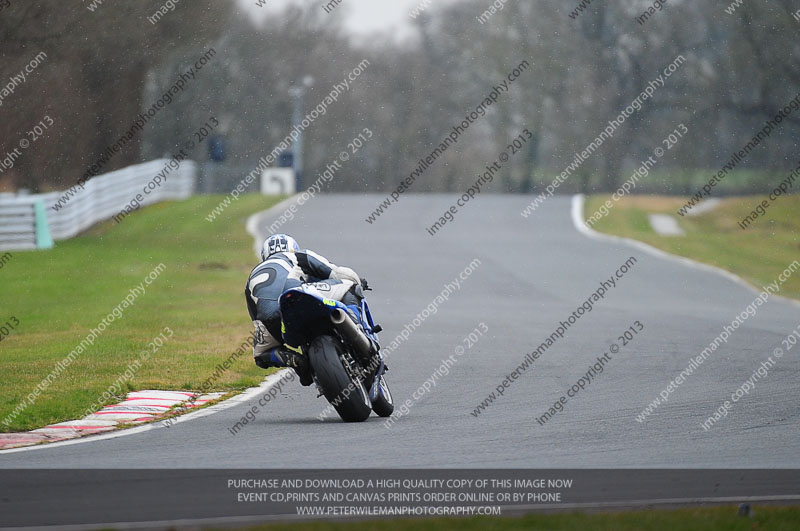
[
  {"xmin": 584, "ymin": 195, "xmax": 800, "ymax": 300},
  {"xmin": 0, "ymin": 195, "xmax": 281, "ymax": 432},
  {"xmin": 239, "ymin": 505, "xmax": 800, "ymax": 530}
]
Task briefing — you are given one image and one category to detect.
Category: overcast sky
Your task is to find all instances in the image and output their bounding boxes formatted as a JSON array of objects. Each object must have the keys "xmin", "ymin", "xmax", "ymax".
[{"xmin": 238, "ymin": 0, "xmax": 457, "ymax": 40}]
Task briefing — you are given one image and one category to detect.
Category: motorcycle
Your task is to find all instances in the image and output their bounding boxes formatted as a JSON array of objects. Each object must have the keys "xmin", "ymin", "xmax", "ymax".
[{"xmin": 279, "ymin": 281, "xmax": 394, "ymax": 422}]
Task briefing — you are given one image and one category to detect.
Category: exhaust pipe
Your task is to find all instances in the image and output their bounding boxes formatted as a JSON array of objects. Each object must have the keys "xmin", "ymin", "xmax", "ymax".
[{"xmin": 331, "ymin": 309, "xmax": 372, "ymax": 358}]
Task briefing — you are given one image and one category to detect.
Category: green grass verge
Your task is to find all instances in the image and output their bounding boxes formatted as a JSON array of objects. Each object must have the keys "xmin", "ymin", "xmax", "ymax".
[
  {"xmin": 585, "ymin": 195, "xmax": 800, "ymax": 300},
  {"xmin": 0, "ymin": 195, "xmax": 282, "ymax": 432},
  {"xmin": 234, "ymin": 505, "xmax": 800, "ymax": 530}
]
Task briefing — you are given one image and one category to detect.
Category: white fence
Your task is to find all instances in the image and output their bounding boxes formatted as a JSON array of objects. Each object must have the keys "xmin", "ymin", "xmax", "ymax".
[{"xmin": 0, "ymin": 159, "xmax": 196, "ymax": 251}]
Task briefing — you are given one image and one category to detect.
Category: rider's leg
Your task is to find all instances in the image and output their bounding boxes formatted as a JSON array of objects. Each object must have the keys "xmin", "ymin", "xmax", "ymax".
[
  {"xmin": 341, "ymin": 283, "xmax": 363, "ymax": 308},
  {"xmin": 252, "ymin": 320, "xmax": 280, "ymax": 362},
  {"xmin": 257, "ymin": 346, "xmax": 313, "ymax": 387},
  {"xmin": 252, "ymin": 305, "xmax": 313, "ymax": 386}
]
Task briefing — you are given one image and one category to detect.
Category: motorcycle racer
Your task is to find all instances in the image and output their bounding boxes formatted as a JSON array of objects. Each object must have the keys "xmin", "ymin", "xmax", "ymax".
[{"xmin": 244, "ymin": 234, "xmax": 369, "ymax": 385}]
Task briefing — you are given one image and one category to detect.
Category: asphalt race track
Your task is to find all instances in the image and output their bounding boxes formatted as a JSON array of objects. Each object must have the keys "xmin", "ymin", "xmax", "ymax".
[
  {"xmin": 2, "ymin": 195, "xmax": 800, "ymax": 468},
  {"xmin": 0, "ymin": 195, "xmax": 800, "ymax": 529}
]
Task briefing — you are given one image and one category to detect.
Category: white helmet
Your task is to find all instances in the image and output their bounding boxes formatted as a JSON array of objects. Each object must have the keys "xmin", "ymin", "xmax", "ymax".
[{"xmin": 261, "ymin": 234, "xmax": 299, "ymax": 261}]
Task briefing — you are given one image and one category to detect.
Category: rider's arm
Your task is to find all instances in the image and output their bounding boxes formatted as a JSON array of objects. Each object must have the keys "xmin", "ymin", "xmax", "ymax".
[
  {"xmin": 244, "ymin": 283, "xmax": 258, "ymax": 321},
  {"xmin": 296, "ymin": 249, "xmax": 361, "ymax": 284}
]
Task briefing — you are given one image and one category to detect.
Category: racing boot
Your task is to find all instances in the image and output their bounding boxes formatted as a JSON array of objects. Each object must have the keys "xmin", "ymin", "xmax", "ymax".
[{"xmin": 254, "ymin": 346, "xmax": 313, "ymax": 387}]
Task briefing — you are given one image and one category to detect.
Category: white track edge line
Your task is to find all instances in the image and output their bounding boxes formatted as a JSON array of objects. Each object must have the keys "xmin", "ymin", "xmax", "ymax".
[
  {"xmin": 1, "ymin": 196, "xmax": 300, "ymax": 455},
  {"xmin": 570, "ymin": 194, "xmax": 800, "ymax": 309},
  {"xmin": 246, "ymin": 195, "xmax": 299, "ymax": 255},
  {"xmin": 0, "ymin": 370, "xmax": 292, "ymax": 455}
]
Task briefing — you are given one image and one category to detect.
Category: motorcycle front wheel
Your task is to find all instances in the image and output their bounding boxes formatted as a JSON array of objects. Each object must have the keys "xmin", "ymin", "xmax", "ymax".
[{"xmin": 371, "ymin": 375, "xmax": 394, "ymax": 418}]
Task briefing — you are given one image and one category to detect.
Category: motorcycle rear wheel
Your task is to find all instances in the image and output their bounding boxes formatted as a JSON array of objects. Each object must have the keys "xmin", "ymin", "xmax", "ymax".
[{"xmin": 308, "ymin": 335, "xmax": 372, "ymax": 422}]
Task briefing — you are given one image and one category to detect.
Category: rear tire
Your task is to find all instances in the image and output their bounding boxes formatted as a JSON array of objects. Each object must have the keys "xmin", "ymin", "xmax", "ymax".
[{"xmin": 308, "ymin": 335, "xmax": 372, "ymax": 422}]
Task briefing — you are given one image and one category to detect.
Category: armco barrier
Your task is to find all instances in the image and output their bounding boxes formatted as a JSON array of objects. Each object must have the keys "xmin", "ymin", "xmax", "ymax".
[{"xmin": 0, "ymin": 159, "xmax": 195, "ymax": 251}]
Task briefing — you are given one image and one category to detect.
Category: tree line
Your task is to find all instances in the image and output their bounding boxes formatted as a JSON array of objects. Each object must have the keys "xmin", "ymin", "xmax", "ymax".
[{"xmin": 1, "ymin": 0, "xmax": 798, "ymax": 196}]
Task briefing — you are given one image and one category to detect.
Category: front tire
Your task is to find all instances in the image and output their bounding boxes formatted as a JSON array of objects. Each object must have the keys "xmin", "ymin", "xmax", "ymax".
[
  {"xmin": 371, "ymin": 375, "xmax": 394, "ymax": 417},
  {"xmin": 308, "ymin": 335, "xmax": 372, "ymax": 422}
]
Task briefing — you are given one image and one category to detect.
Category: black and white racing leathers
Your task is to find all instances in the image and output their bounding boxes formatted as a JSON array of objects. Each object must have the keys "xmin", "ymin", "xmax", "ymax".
[{"xmin": 244, "ymin": 249, "xmax": 361, "ymax": 364}]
